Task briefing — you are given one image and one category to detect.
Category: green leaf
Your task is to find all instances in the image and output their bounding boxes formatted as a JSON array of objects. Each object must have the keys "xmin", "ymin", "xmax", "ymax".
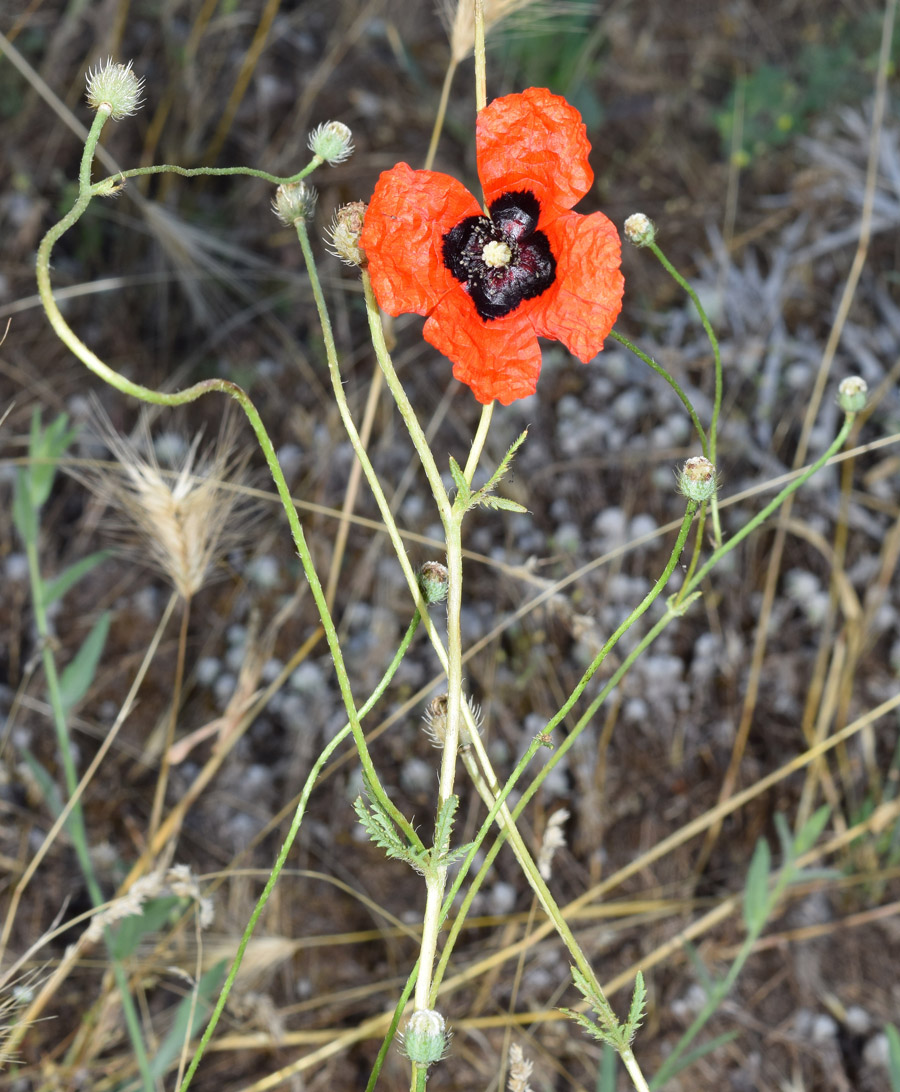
[
  {"xmin": 12, "ymin": 467, "xmax": 38, "ymax": 545},
  {"xmin": 887, "ymin": 1024, "xmax": 900, "ymax": 1091},
  {"xmin": 482, "ymin": 428, "xmax": 528, "ymax": 494},
  {"xmin": 111, "ymin": 895, "xmax": 182, "ymax": 960},
  {"xmin": 743, "ymin": 836, "xmax": 771, "ymax": 932},
  {"xmin": 649, "ymin": 1031, "xmax": 739, "ymax": 1089},
  {"xmin": 624, "ymin": 971, "xmax": 646, "ymax": 1042},
  {"xmin": 477, "ymin": 496, "xmax": 528, "ymax": 514},
  {"xmin": 146, "ymin": 960, "xmax": 228, "ymax": 1085},
  {"xmin": 598, "ymin": 1044, "xmax": 618, "ymax": 1092},
  {"xmin": 682, "ymin": 940, "xmax": 715, "ymax": 994},
  {"xmin": 793, "ymin": 805, "xmax": 831, "ymax": 856},
  {"xmin": 353, "ymin": 795, "xmax": 426, "ymax": 873},
  {"xmin": 28, "ymin": 409, "xmax": 79, "ymax": 511},
  {"xmin": 433, "ymin": 795, "xmax": 459, "ymax": 859},
  {"xmin": 448, "ymin": 456, "xmax": 470, "ymax": 503},
  {"xmin": 42, "ymin": 550, "xmax": 112, "ymax": 609},
  {"xmin": 59, "ymin": 611, "xmax": 111, "ymax": 714},
  {"xmin": 20, "ymin": 747, "xmax": 64, "ymax": 818}
]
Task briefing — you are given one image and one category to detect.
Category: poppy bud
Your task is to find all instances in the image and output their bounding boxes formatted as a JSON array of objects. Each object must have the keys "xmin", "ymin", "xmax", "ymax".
[
  {"xmin": 624, "ymin": 212, "xmax": 656, "ymax": 247},
  {"xmin": 837, "ymin": 376, "xmax": 868, "ymax": 414},
  {"xmin": 678, "ymin": 455, "xmax": 718, "ymax": 503},
  {"xmin": 326, "ymin": 201, "xmax": 367, "ymax": 267},
  {"xmin": 402, "ymin": 1009, "xmax": 450, "ymax": 1066},
  {"xmin": 308, "ymin": 121, "xmax": 354, "ymax": 165},
  {"xmin": 272, "ymin": 181, "xmax": 317, "ymax": 225},
  {"xmin": 418, "ymin": 560, "xmax": 449, "ymax": 604},
  {"xmin": 85, "ymin": 58, "xmax": 144, "ymax": 121}
]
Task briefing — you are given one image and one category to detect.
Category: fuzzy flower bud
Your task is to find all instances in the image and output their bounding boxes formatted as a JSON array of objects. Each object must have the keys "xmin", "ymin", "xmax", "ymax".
[
  {"xmin": 402, "ymin": 1009, "xmax": 449, "ymax": 1067},
  {"xmin": 326, "ymin": 201, "xmax": 367, "ymax": 267},
  {"xmin": 85, "ymin": 58, "xmax": 144, "ymax": 121},
  {"xmin": 419, "ymin": 561, "xmax": 449, "ymax": 604},
  {"xmin": 837, "ymin": 375, "xmax": 868, "ymax": 414},
  {"xmin": 678, "ymin": 455, "xmax": 717, "ymax": 503},
  {"xmin": 308, "ymin": 121, "xmax": 354, "ymax": 165},
  {"xmin": 423, "ymin": 693, "xmax": 482, "ymax": 750},
  {"xmin": 272, "ymin": 181, "xmax": 317, "ymax": 225},
  {"xmin": 624, "ymin": 212, "xmax": 656, "ymax": 247}
]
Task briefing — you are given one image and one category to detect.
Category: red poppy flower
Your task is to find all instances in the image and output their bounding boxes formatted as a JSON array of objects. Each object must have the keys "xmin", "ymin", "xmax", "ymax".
[{"xmin": 360, "ymin": 87, "xmax": 624, "ymax": 405}]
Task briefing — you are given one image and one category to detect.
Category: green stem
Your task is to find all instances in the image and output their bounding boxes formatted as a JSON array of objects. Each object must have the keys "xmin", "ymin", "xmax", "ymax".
[
  {"xmin": 610, "ymin": 330, "xmax": 708, "ymax": 458},
  {"xmin": 179, "ymin": 612, "xmax": 422, "ymax": 1092}
]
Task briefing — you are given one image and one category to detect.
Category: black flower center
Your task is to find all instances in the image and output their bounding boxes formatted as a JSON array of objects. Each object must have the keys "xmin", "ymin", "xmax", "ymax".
[{"xmin": 442, "ymin": 190, "xmax": 556, "ymax": 321}]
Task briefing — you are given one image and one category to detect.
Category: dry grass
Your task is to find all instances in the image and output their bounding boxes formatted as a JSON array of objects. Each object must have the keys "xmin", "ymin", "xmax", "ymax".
[{"xmin": 1, "ymin": 1, "xmax": 899, "ymax": 1090}]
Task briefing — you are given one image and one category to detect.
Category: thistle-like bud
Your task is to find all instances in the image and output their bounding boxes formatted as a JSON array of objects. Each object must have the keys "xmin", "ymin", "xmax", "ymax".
[
  {"xmin": 624, "ymin": 212, "xmax": 656, "ymax": 248},
  {"xmin": 678, "ymin": 455, "xmax": 717, "ymax": 503},
  {"xmin": 85, "ymin": 58, "xmax": 144, "ymax": 121},
  {"xmin": 402, "ymin": 1009, "xmax": 450, "ymax": 1067},
  {"xmin": 419, "ymin": 560, "xmax": 449, "ymax": 604},
  {"xmin": 308, "ymin": 121, "xmax": 355, "ymax": 165},
  {"xmin": 272, "ymin": 181, "xmax": 318, "ymax": 226},
  {"xmin": 423, "ymin": 693, "xmax": 482, "ymax": 750},
  {"xmin": 837, "ymin": 375, "xmax": 868, "ymax": 414},
  {"xmin": 325, "ymin": 201, "xmax": 367, "ymax": 267}
]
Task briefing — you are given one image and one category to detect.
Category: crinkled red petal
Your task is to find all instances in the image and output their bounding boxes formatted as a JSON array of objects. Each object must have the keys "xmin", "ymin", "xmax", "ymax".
[
  {"xmin": 531, "ymin": 210, "xmax": 624, "ymax": 362},
  {"xmin": 360, "ymin": 163, "xmax": 481, "ymax": 317},
  {"xmin": 423, "ymin": 291, "xmax": 543, "ymax": 405},
  {"xmin": 477, "ymin": 88, "xmax": 593, "ymax": 213}
]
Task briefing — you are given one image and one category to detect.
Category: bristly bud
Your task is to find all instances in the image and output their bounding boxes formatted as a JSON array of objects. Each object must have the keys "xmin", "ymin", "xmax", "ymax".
[
  {"xmin": 308, "ymin": 121, "xmax": 354, "ymax": 165},
  {"xmin": 419, "ymin": 560, "xmax": 449, "ymax": 604},
  {"xmin": 624, "ymin": 212, "xmax": 656, "ymax": 247},
  {"xmin": 85, "ymin": 58, "xmax": 145, "ymax": 121},
  {"xmin": 678, "ymin": 455, "xmax": 718, "ymax": 503},
  {"xmin": 402, "ymin": 1009, "xmax": 450, "ymax": 1067},
  {"xmin": 272, "ymin": 181, "xmax": 318, "ymax": 225},
  {"xmin": 423, "ymin": 693, "xmax": 482, "ymax": 750},
  {"xmin": 325, "ymin": 201, "xmax": 367, "ymax": 267},
  {"xmin": 837, "ymin": 375, "xmax": 868, "ymax": 414}
]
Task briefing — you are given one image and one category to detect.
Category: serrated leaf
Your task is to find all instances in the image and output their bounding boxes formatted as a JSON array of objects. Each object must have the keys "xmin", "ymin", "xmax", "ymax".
[
  {"xmin": 59, "ymin": 611, "xmax": 111, "ymax": 714},
  {"xmin": 42, "ymin": 551, "xmax": 112, "ymax": 609},
  {"xmin": 482, "ymin": 428, "xmax": 528, "ymax": 493},
  {"xmin": 559, "ymin": 1007, "xmax": 612, "ymax": 1045},
  {"xmin": 448, "ymin": 456, "xmax": 470, "ymax": 502},
  {"xmin": 743, "ymin": 837, "xmax": 771, "ymax": 932},
  {"xmin": 435, "ymin": 841, "xmax": 476, "ymax": 868},
  {"xmin": 354, "ymin": 796, "xmax": 427, "ymax": 873},
  {"xmin": 477, "ymin": 496, "xmax": 528, "ymax": 514},
  {"xmin": 433, "ymin": 795, "xmax": 459, "ymax": 859},
  {"xmin": 570, "ymin": 965, "xmax": 616, "ymax": 1028},
  {"xmin": 625, "ymin": 971, "xmax": 646, "ymax": 1041}
]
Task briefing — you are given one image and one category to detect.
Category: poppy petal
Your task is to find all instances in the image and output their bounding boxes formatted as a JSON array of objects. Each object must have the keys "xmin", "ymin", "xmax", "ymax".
[
  {"xmin": 477, "ymin": 88, "xmax": 593, "ymax": 213},
  {"xmin": 361, "ymin": 163, "xmax": 482, "ymax": 317},
  {"xmin": 423, "ymin": 291, "xmax": 543, "ymax": 405},
  {"xmin": 532, "ymin": 210, "xmax": 624, "ymax": 363}
]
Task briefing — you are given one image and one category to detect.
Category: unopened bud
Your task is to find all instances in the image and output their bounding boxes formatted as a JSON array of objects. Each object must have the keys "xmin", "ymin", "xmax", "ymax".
[
  {"xmin": 678, "ymin": 455, "xmax": 717, "ymax": 503},
  {"xmin": 308, "ymin": 121, "xmax": 354, "ymax": 165},
  {"xmin": 423, "ymin": 693, "xmax": 482, "ymax": 750},
  {"xmin": 85, "ymin": 58, "xmax": 144, "ymax": 121},
  {"xmin": 273, "ymin": 181, "xmax": 317, "ymax": 225},
  {"xmin": 837, "ymin": 376, "xmax": 868, "ymax": 414},
  {"xmin": 326, "ymin": 201, "xmax": 367, "ymax": 267},
  {"xmin": 624, "ymin": 212, "xmax": 656, "ymax": 247},
  {"xmin": 419, "ymin": 561, "xmax": 449, "ymax": 604},
  {"xmin": 402, "ymin": 1009, "xmax": 450, "ymax": 1067}
]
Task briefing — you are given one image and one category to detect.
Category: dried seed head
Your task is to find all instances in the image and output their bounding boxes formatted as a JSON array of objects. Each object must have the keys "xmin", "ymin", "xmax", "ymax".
[
  {"xmin": 402, "ymin": 1009, "xmax": 450, "ymax": 1066},
  {"xmin": 440, "ymin": 0, "xmax": 542, "ymax": 64},
  {"xmin": 325, "ymin": 201, "xmax": 367, "ymax": 267},
  {"xmin": 624, "ymin": 212, "xmax": 655, "ymax": 247},
  {"xmin": 85, "ymin": 58, "xmax": 144, "ymax": 120},
  {"xmin": 273, "ymin": 181, "xmax": 318, "ymax": 225},
  {"xmin": 419, "ymin": 560, "xmax": 449, "ymax": 604},
  {"xmin": 76, "ymin": 406, "xmax": 257, "ymax": 600},
  {"xmin": 837, "ymin": 375, "xmax": 868, "ymax": 414},
  {"xmin": 537, "ymin": 808, "xmax": 570, "ymax": 880},
  {"xmin": 308, "ymin": 121, "xmax": 354, "ymax": 165},
  {"xmin": 678, "ymin": 455, "xmax": 718, "ymax": 503}
]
